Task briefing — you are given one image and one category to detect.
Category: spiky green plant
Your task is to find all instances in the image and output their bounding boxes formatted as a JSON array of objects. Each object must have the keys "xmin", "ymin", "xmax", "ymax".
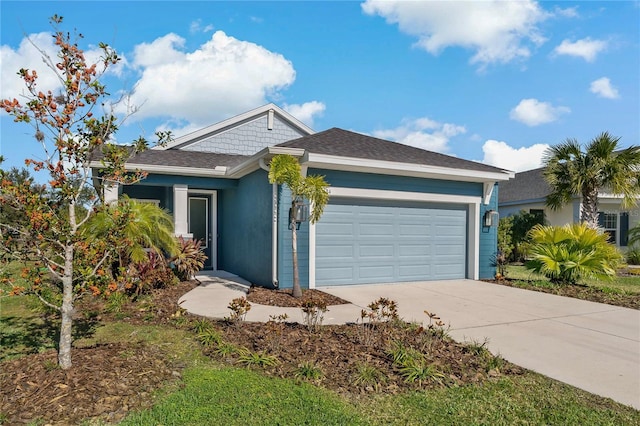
[
  {"xmin": 237, "ymin": 350, "xmax": 279, "ymax": 368},
  {"xmin": 294, "ymin": 361, "xmax": 323, "ymax": 381},
  {"xmin": 525, "ymin": 223, "xmax": 623, "ymax": 284}
]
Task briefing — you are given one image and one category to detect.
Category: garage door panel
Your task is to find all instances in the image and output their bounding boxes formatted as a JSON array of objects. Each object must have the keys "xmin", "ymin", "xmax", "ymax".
[
  {"xmin": 359, "ymin": 244, "xmax": 395, "ymax": 258},
  {"xmin": 316, "ymin": 200, "xmax": 466, "ymax": 286},
  {"xmin": 399, "ymin": 224, "xmax": 431, "ymax": 236},
  {"xmin": 359, "ymin": 265, "xmax": 395, "ymax": 280},
  {"xmin": 316, "ymin": 244, "xmax": 353, "ymax": 258},
  {"xmin": 359, "ymin": 223, "xmax": 394, "ymax": 237}
]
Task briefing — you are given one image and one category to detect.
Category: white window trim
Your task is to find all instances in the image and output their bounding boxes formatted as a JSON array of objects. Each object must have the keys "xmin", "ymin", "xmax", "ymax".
[{"xmin": 309, "ymin": 187, "xmax": 481, "ymax": 289}]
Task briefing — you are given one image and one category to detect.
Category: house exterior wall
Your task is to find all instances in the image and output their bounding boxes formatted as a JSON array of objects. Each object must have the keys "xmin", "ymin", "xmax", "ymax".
[
  {"xmin": 479, "ymin": 184, "xmax": 499, "ymax": 280},
  {"xmin": 276, "ymin": 169, "xmax": 496, "ymax": 289},
  {"xmin": 218, "ymin": 170, "xmax": 273, "ymax": 286},
  {"xmin": 500, "ymin": 199, "xmax": 640, "ymax": 248},
  {"xmin": 500, "ymin": 201, "xmax": 574, "ymax": 227},
  {"xmin": 181, "ymin": 115, "xmax": 306, "ymax": 155}
]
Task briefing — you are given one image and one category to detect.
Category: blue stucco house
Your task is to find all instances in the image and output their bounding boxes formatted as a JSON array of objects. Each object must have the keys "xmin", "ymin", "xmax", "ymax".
[{"xmin": 92, "ymin": 104, "xmax": 514, "ymax": 289}]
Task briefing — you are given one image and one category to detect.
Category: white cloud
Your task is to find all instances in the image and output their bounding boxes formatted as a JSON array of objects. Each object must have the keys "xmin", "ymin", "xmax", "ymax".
[
  {"xmin": 283, "ymin": 101, "xmax": 325, "ymax": 128},
  {"xmin": 1, "ymin": 32, "xmax": 126, "ymax": 103},
  {"xmin": 361, "ymin": 0, "xmax": 548, "ymax": 68},
  {"xmin": 119, "ymin": 30, "xmax": 297, "ymax": 130},
  {"xmin": 553, "ymin": 38, "xmax": 607, "ymax": 62},
  {"xmin": 554, "ymin": 6, "xmax": 579, "ymax": 18},
  {"xmin": 371, "ymin": 117, "xmax": 466, "ymax": 153},
  {"xmin": 510, "ymin": 98, "xmax": 570, "ymax": 126},
  {"xmin": 590, "ymin": 77, "xmax": 619, "ymax": 99},
  {"xmin": 190, "ymin": 19, "xmax": 214, "ymax": 34},
  {"xmin": 482, "ymin": 140, "xmax": 549, "ymax": 172}
]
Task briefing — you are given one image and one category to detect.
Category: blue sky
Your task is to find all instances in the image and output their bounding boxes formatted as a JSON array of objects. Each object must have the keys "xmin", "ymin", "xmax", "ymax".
[{"xmin": 1, "ymin": 1, "xmax": 638, "ymax": 176}]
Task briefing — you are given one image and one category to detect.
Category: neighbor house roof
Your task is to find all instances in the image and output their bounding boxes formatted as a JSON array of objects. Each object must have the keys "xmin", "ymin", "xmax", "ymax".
[
  {"xmin": 277, "ymin": 127, "xmax": 509, "ymax": 174},
  {"xmin": 498, "ymin": 167, "xmax": 550, "ymax": 204}
]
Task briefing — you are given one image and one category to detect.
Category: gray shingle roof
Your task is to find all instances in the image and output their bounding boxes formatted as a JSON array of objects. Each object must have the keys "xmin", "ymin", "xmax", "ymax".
[
  {"xmin": 124, "ymin": 150, "xmax": 248, "ymax": 169},
  {"xmin": 498, "ymin": 167, "xmax": 550, "ymax": 203},
  {"xmin": 276, "ymin": 128, "xmax": 508, "ymax": 174}
]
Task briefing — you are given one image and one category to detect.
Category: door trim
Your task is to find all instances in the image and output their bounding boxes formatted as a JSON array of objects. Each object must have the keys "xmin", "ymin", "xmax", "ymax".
[{"xmin": 188, "ymin": 190, "xmax": 217, "ymax": 270}]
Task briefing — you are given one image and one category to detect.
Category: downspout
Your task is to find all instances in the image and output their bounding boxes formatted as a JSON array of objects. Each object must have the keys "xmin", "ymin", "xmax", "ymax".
[{"xmin": 259, "ymin": 158, "xmax": 279, "ymax": 288}]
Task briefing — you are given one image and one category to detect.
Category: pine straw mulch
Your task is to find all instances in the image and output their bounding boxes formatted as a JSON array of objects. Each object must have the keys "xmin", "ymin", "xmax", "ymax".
[
  {"xmin": 485, "ymin": 278, "xmax": 640, "ymax": 310},
  {"xmin": 1, "ymin": 281, "xmax": 528, "ymax": 425}
]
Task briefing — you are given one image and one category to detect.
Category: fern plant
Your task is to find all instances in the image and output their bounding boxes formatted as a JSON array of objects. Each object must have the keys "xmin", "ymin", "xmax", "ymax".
[{"xmin": 525, "ymin": 223, "xmax": 623, "ymax": 284}]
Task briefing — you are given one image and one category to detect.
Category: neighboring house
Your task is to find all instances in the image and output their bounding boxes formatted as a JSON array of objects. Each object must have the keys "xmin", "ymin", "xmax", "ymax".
[
  {"xmin": 91, "ymin": 104, "xmax": 514, "ymax": 289},
  {"xmin": 498, "ymin": 167, "xmax": 639, "ymax": 248}
]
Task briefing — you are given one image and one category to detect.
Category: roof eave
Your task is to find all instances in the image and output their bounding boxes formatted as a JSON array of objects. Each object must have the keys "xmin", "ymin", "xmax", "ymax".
[{"xmin": 302, "ymin": 153, "xmax": 514, "ymax": 183}]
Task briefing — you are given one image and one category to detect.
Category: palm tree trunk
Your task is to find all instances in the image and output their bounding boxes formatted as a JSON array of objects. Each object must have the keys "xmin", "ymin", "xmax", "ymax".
[{"xmin": 581, "ymin": 189, "xmax": 600, "ymax": 229}]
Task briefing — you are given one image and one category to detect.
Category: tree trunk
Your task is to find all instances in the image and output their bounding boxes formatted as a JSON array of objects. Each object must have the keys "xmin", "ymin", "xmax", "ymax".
[
  {"xmin": 58, "ymin": 243, "xmax": 74, "ymax": 369},
  {"xmin": 291, "ymin": 217, "xmax": 302, "ymax": 298},
  {"xmin": 581, "ymin": 189, "xmax": 600, "ymax": 229}
]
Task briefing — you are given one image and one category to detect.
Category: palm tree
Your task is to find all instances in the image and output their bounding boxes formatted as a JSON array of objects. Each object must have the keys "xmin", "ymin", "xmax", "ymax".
[
  {"xmin": 268, "ymin": 154, "xmax": 329, "ymax": 298},
  {"xmin": 82, "ymin": 197, "xmax": 178, "ymax": 266},
  {"xmin": 543, "ymin": 132, "xmax": 640, "ymax": 229}
]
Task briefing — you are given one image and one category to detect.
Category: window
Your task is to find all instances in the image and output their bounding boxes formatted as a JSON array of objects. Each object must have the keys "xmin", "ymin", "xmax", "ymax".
[
  {"xmin": 599, "ymin": 212, "xmax": 617, "ymax": 244},
  {"xmin": 529, "ymin": 209, "xmax": 545, "ymax": 225}
]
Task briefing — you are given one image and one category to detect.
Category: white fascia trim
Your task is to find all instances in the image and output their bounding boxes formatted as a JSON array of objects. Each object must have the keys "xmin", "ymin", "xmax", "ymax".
[
  {"xmin": 123, "ymin": 163, "xmax": 227, "ymax": 177},
  {"xmin": 304, "ymin": 153, "xmax": 514, "ymax": 183},
  {"xmin": 327, "ymin": 187, "xmax": 480, "ymax": 205},
  {"xmin": 309, "ymin": 187, "xmax": 481, "ymax": 288},
  {"xmin": 225, "ymin": 147, "xmax": 305, "ymax": 178},
  {"xmin": 155, "ymin": 103, "xmax": 315, "ymax": 150}
]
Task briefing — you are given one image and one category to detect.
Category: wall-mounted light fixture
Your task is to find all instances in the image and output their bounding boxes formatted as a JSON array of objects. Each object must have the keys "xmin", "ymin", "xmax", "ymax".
[
  {"xmin": 483, "ymin": 209, "xmax": 499, "ymax": 227},
  {"xmin": 289, "ymin": 201, "xmax": 309, "ymax": 230}
]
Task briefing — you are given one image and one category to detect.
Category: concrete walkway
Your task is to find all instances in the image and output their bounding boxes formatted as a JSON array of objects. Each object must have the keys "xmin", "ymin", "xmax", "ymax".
[{"xmin": 179, "ymin": 273, "xmax": 640, "ymax": 410}]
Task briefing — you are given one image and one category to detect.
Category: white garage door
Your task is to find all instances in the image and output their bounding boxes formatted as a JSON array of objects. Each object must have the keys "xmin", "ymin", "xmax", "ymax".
[{"xmin": 315, "ymin": 199, "xmax": 467, "ymax": 286}]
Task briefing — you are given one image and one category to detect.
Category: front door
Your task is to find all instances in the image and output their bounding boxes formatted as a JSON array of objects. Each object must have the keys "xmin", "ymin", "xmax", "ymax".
[{"xmin": 188, "ymin": 195, "xmax": 214, "ymax": 269}]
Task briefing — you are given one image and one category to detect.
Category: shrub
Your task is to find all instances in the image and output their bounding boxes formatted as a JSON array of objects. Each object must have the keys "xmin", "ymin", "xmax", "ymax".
[
  {"xmin": 171, "ymin": 237, "xmax": 207, "ymax": 281},
  {"xmin": 301, "ymin": 297, "xmax": 327, "ymax": 332},
  {"xmin": 226, "ymin": 297, "xmax": 251, "ymax": 323},
  {"xmin": 525, "ymin": 223, "xmax": 623, "ymax": 285},
  {"xmin": 626, "ymin": 247, "xmax": 640, "ymax": 265}
]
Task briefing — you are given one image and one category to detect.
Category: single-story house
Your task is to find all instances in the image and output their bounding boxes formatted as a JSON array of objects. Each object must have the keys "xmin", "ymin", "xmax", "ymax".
[
  {"xmin": 92, "ymin": 104, "xmax": 514, "ymax": 289},
  {"xmin": 498, "ymin": 167, "xmax": 640, "ymax": 249}
]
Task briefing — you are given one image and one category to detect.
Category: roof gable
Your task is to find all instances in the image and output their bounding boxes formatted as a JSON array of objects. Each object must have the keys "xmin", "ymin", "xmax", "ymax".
[{"xmin": 157, "ymin": 103, "xmax": 314, "ymax": 155}]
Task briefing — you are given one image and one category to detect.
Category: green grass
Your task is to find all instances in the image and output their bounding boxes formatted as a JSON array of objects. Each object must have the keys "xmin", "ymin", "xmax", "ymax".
[
  {"xmin": 0, "ymin": 295, "xmax": 57, "ymax": 361},
  {"xmin": 359, "ymin": 374, "xmax": 640, "ymax": 425},
  {"xmin": 120, "ymin": 367, "xmax": 367, "ymax": 426},
  {"xmin": 506, "ymin": 265, "xmax": 640, "ymax": 294},
  {"xmin": 118, "ymin": 367, "xmax": 639, "ymax": 426}
]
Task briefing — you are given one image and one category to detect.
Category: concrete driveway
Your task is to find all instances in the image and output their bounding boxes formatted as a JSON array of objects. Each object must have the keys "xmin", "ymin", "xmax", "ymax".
[{"xmin": 318, "ymin": 279, "xmax": 640, "ymax": 410}]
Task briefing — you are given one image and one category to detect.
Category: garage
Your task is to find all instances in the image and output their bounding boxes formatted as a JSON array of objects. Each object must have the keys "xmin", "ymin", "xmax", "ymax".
[{"xmin": 315, "ymin": 198, "xmax": 467, "ymax": 286}]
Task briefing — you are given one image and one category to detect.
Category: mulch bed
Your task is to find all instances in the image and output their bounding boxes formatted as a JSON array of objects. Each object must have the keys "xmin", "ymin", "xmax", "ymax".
[
  {"xmin": 205, "ymin": 320, "xmax": 526, "ymax": 395},
  {"xmin": 486, "ymin": 278, "xmax": 640, "ymax": 310},
  {"xmin": 0, "ymin": 343, "xmax": 179, "ymax": 425},
  {"xmin": 246, "ymin": 286, "xmax": 350, "ymax": 307}
]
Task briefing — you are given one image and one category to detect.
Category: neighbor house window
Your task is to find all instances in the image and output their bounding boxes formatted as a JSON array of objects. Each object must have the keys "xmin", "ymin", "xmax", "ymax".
[
  {"xmin": 599, "ymin": 212, "xmax": 617, "ymax": 244},
  {"xmin": 529, "ymin": 209, "xmax": 545, "ymax": 225}
]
